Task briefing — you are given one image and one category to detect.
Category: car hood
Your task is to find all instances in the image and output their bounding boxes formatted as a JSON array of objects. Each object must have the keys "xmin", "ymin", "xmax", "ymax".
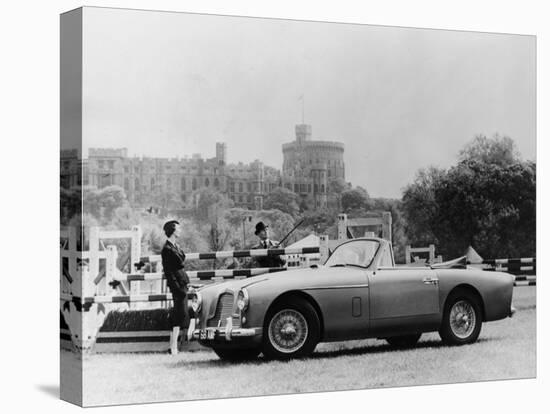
[{"xmin": 198, "ymin": 265, "xmax": 369, "ymax": 295}]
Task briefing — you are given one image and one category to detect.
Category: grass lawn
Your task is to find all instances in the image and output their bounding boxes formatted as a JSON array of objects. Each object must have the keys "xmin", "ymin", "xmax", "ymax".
[{"xmin": 76, "ymin": 286, "xmax": 536, "ymax": 406}]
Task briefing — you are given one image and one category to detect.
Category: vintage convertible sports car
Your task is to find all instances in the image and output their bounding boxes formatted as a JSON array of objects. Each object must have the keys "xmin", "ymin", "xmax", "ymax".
[{"xmin": 189, "ymin": 237, "xmax": 515, "ymax": 360}]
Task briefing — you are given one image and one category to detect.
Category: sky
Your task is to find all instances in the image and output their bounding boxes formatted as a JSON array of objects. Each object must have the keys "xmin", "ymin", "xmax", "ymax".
[{"xmin": 80, "ymin": 7, "xmax": 536, "ymax": 198}]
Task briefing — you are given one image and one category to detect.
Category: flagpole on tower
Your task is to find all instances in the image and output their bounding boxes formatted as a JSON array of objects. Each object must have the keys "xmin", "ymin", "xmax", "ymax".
[
  {"xmin": 299, "ymin": 94, "xmax": 305, "ymax": 124},
  {"xmin": 302, "ymin": 95, "xmax": 305, "ymax": 124}
]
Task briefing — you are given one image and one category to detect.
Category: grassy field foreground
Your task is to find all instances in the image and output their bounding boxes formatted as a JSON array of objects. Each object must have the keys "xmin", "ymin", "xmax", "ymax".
[{"xmin": 78, "ymin": 287, "xmax": 536, "ymax": 406}]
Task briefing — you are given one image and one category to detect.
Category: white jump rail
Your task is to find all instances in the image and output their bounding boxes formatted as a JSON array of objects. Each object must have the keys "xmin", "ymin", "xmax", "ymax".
[
  {"xmin": 135, "ymin": 246, "xmax": 320, "ymax": 268},
  {"xmin": 114, "ymin": 266, "xmax": 288, "ymax": 282}
]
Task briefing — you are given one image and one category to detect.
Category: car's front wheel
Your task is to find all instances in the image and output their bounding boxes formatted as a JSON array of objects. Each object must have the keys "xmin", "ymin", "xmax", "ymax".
[
  {"xmin": 262, "ymin": 297, "xmax": 320, "ymax": 360},
  {"xmin": 439, "ymin": 289, "xmax": 483, "ymax": 345}
]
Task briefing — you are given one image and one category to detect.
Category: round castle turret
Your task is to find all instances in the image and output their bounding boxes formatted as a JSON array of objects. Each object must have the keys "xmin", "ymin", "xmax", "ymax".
[{"xmin": 282, "ymin": 124, "xmax": 345, "ymax": 209}]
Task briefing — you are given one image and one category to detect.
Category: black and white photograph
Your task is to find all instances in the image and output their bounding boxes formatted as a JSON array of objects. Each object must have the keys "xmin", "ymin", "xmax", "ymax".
[{"xmin": 58, "ymin": 4, "xmax": 536, "ymax": 408}]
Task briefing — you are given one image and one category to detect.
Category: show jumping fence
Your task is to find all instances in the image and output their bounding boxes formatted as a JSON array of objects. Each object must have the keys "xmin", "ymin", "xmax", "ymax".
[
  {"xmin": 60, "ymin": 225, "xmax": 320, "ymax": 352},
  {"xmin": 470, "ymin": 258, "xmax": 537, "ymax": 287}
]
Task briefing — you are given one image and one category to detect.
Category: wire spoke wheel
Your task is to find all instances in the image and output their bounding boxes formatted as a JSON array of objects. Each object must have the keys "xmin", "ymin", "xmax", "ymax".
[
  {"xmin": 268, "ymin": 309, "xmax": 309, "ymax": 354},
  {"xmin": 449, "ymin": 300, "xmax": 476, "ymax": 339}
]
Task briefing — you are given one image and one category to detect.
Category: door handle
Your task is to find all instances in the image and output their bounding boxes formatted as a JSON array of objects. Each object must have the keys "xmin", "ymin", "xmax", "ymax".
[{"xmin": 422, "ymin": 277, "xmax": 439, "ymax": 285}]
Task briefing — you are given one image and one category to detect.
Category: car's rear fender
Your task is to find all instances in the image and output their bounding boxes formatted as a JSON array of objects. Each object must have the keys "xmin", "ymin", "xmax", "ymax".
[{"xmin": 436, "ymin": 269, "xmax": 514, "ymax": 322}]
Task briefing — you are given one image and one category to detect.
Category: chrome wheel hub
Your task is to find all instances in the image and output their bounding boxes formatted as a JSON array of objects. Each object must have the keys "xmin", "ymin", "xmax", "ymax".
[
  {"xmin": 450, "ymin": 300, "xmax": 476, "ymax": 339},
  {"xmin": 268, "ymin": 309, "xmax": 308, "ymax": 353}
]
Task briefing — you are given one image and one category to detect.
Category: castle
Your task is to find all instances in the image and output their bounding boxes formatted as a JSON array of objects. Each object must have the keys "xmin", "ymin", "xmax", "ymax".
[{"xmin": 60, "ymin": 124, "xmax": 347, "ymax": 211}]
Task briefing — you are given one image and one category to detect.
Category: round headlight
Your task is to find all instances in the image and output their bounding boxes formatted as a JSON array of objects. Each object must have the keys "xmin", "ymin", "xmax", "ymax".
[
  {"xmin": 236, "ymin": 289, "xmax": 249, "ymax": 311},
  {"xmin": 190, "ymin": 291, "xmax": 202, "ymax": 312}
]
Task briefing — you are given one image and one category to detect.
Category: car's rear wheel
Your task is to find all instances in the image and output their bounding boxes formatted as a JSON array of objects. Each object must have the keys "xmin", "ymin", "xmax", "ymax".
[
  {"xmin": 385, "ymin": 333, "xmax": 421, "ymax": 348},
  {"xmin": 212, "ymin": 346, "xmax": 261, "ymax": 361},
  {"xmin": 439, "ymin": 289, "xmax": 482, "ymax": 345},
  {"xmin": 262, "ymin": 297, "xmax": 320, "ymax": 360}
]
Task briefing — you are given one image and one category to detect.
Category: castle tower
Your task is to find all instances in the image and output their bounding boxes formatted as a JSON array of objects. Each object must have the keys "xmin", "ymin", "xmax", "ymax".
[
  {"xmin": 282, "ymin": 124, "xmax": 344, "ymax": 210},
  {"xmin": 295, "ymin": 124, "xmax": 312, "ymax": 144},
  {"xmin": 311, "ymin": 163, "xmax": 328, "ymax": 209},
  {"xmin": 216, "ymin": 142, "xmax": 227, "ymax": 166}
]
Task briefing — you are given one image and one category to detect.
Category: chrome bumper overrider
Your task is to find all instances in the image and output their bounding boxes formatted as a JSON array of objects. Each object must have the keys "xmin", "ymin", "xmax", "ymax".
[
  {"xmin": 509, "ymin": 306, "xmax": 516, "ymax": 318},
  {"xmin": 187, "ymin": 317, "xmax": 260, "ymax": 341}
]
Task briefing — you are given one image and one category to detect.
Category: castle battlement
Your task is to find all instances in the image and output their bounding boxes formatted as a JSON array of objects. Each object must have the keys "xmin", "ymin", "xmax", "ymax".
[{"xmin": 69, "ymin": 124, "xmax": 346, "ymax": 211}]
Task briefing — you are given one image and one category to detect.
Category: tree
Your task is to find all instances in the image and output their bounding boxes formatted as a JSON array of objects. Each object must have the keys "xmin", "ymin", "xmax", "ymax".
[
  {"xmin": 263, "ymin": 187, "xmax": 300, "ymax": 217},
  {"xmin": 341, "ymin": 187, "xmax": 372, "ymax": 213},
  {"xmin": 371, "ymin": 197, "xmax": 408, "ymax": 263},
  {"xmin": 301, "ymin": 208, "xmax": 336, "ymax": 236},
  {"xmin": 431, "ymin": 160, "xmax": 535, "ymax": 258},
  {"xmin": 191, "ymin": 187, "xmax": 234, "ymax": 222},
  {"xmin": 459, "ymin": 134, "xmax": 521, "ymax": 167},
  {"xmin": 60, "ymin": 187, "xmax": 81, "ymax": 225},
  {"xmin": 401, "ymin": 167, "xmax": 445, "ymax": 247},
  {"xmin": 83, "ymin": 185, "xmax": 128, "ymax": 223},
  {"xmin": 401, "ymin": 136, "xmax": 535, "ymax": 259},
  {"xmin": 328, "ymin": 177, "xmax": 348, "ymax": 210}
]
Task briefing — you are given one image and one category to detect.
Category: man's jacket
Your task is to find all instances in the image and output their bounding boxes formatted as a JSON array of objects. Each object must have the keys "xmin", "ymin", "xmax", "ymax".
[
  {"xmin": 161, "ymin": 240, "xmax": 189, "ymax": 295},
  {"xmin": 252, "ymin": 239, "xmax": 286, "ymax": 268}
]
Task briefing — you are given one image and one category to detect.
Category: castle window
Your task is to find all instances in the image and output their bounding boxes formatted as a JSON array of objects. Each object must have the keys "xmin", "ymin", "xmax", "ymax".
[
  {"xmin": 321, "ymin": 184, "xmax": 325, "ymax": 193},
  {"xmin": 247, "ymin": 183, "xmax": 251, "ymax": 192},
  {"xmin": 135, "ymin": 178, "xmax": 140, "ymax": 190},
  {"xmin": 247, "ymin": 195, "xmax": 252, "ymax": 203},
  {"xmin": 124, "ymin": 166, "xmax": 129, "ymax": 173},
  {"xmin": 124, "ymin": 178, "xmax": 129, "ymax": 190},
  {"xmin": 239, "ymin": 182, "xmax": 243, "ymax": 193},
  {"xmin": 328, "ymin": 170, "xmax": 331, "ymax": 177},
  {"xmin": 205, "ymin": 178, "xmax": 210, "ymax": 187},
  {"xmin": 192, "ymin": 178, "xmax": 197, "ymax": 190},
  {"xmin": 167, "ymin": 178, "xmax": 171, "ymax": 188},
  {"xmin": 314, "ymin": 184, "xmax": 318, "ymax": 193},
  {"xmin": 308, "ymin": 184, "xmax": 312, "ymax": 193},
  {"xmin": 230, "ymin": 182, "xmax": 235, "ymax": 192},
  {"xmin": 150, "ymin": 178, "xmax": 155, "ymax": 189},
  {"xmin": 214, "ymin": 178, "xmax": 220, "ymax": 188},
  {"xmin": 294, "ymin": 184, "xmax": 299, "ymax": 193},
  {"xmin": 98, "ymin": 160, "xmax": 105, "ymax": 169},
  {"xmin": 181, "ymin": 178, "xmax": 186, "ymax": 191},
  {"xmin": 108, "ymin": 160, "xmax": 114, "ymax": 169}
]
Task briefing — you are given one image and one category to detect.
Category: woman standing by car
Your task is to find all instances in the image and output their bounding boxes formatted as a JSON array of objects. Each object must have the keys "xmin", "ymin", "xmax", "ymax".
[{"xmin": 161, "ymin": 220, "xmax": 190, "ymax": 355}]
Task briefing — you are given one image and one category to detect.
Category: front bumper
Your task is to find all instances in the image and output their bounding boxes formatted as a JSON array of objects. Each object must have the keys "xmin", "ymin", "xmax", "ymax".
[
  {"xmin": 192, "ymin": 326, "xmax": 262, "ymax": 341},
  {"xmin": 187, "ymin": 317, "xmax": 262, "ymax": 342}
]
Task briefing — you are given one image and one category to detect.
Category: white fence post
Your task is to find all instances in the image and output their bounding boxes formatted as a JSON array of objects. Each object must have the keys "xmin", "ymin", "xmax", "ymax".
[
  {"xmin": 319, "ymin": 235, "xmax": 329, "ymax": 264},
  {"xmin": 130, "ymin": 225, "xmax": 142, "ymax": 273},
  {"xmin": 337, "ymin": 214, "xmax": 348, "ymax": 240},
  {"xmin": 105, "ymin": 245, "xmax": 118, "ymax": 297},
  {"xmin": 382, "ymin": 212, "xmax": 392, "ymax": 242},
  {"xmin": 67, "ymin": 227, "xmax": 77, "ymax": 294},
  {"xmin": 405, "ymin": 245, "xmax": 411, "ymax": 265},
  {"xmin": 89, "ymin": 226, "xmax": 100, "ymax": 290}
]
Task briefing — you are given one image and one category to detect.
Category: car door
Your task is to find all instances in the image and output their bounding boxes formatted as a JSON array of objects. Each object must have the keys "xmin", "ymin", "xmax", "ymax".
[{"xmin": 368, "ymin": 245, "xmax": 440, "ymax": 334}]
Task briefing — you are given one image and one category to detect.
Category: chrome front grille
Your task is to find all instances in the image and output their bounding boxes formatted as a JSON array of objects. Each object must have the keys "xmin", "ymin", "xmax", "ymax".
[{"xmin": 207, "ymin": 293, "xmax": 241, "ymax": 328}]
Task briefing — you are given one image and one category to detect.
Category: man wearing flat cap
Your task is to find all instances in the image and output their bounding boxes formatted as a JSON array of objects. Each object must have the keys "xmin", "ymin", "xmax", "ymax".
[
  {"xmin": 161, "ymin": 220, "xmax": 190, "ymax": 355},
  {"xmin": 252, "ymin": 221, "xmax": 286, "ymax": 268}
]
